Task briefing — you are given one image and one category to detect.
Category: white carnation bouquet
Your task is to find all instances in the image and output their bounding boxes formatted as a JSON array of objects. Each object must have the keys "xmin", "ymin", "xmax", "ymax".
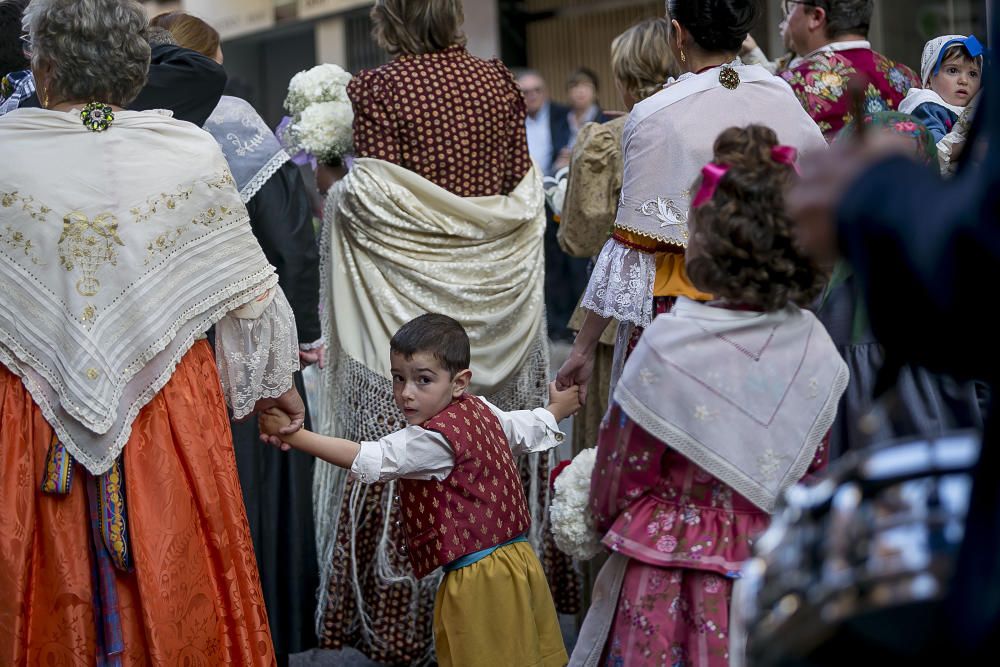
[
  {"xmin": 549, "ymin": 448, "xmax": 604, "ymax": 561},
  {"xmin": 282, "ymin": 64, "xmax": 354, "ymax": 165}
]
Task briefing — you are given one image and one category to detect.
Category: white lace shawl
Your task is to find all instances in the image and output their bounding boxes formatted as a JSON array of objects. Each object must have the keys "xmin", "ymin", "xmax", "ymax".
[
  {"xmin": 0, "ymin": 108, "xmax": 298, "ymax": 474},
  {"xmin": 581, "ymin": 62, "xmax": 828, "ymax": 327},
  {"xmin": 205, "ymin": 96, "xmax": 291, "ymax": 203},
  {"xmin": 615, "ymin": 298, "xmax": 849, "ymax": 512}
]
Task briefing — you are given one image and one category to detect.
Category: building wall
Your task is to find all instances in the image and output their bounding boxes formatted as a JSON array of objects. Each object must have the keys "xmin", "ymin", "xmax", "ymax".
[{"xmin": 526, "ymin": 2, "xmax": 663, "ymax": 112}]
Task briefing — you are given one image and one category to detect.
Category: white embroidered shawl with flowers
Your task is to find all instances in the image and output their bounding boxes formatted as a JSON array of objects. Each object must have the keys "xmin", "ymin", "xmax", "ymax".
[{"xmin": 0, "ymin": 108, "xmax": 282, "ymax": 474}]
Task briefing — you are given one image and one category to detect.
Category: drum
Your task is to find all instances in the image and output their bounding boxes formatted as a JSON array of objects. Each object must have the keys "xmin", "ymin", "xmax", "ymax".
[{"xmin": 737, "ymin": 431, "xmax": 980, "ymax": 665}]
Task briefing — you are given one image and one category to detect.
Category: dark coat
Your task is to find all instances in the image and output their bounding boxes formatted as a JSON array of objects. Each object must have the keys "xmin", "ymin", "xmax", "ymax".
[{"xmin": 836, "ymin": 15, "xmax": 1000, "ymax": 651}]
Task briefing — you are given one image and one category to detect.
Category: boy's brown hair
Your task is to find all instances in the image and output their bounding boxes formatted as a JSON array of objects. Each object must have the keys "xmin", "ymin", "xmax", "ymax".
[{"xmin": 390, "ymin": 313, "xmax": 470, "ymax": 377}]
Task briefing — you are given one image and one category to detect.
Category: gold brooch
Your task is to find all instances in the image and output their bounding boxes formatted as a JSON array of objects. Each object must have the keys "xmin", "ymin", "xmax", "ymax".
[{"xmin": 719, "ymin": 66, "xmax": 740, "ymax": 90}]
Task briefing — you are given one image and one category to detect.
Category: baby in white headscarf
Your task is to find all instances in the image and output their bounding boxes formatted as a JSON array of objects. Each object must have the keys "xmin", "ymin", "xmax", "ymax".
[{"xmin": 899, "ymin": 35, "xmax": 984, "ymax": 143}]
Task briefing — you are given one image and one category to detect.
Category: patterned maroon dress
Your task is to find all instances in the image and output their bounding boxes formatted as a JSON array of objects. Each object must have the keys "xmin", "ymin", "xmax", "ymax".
[{"xmin": 348, "ymin": 44, "xmax": 531, "ymax": 197}]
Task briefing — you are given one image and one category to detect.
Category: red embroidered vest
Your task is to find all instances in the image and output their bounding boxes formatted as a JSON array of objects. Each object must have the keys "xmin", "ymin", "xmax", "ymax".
[{"xmin": 398, "ymin": 394, "xmax": 532, "ymax": 578}]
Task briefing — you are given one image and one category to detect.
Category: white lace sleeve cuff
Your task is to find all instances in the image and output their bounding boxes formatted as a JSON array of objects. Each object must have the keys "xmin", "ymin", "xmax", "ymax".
[
  {"xmin": 216, "ymin": 287, "xmax": 300, "ymax": 419},
  {"xmin": 299, "ymin": 338, "xmax": 324, "ymax": 351},
  {"xmin": 580, "ymin": 237, "xmax": 656, "ymax": 327}
]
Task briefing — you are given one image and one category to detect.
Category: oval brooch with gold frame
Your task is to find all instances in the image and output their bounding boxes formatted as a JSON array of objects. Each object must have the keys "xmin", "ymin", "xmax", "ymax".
[{"xmin": 719, "ymin": 66, "xmax": 740, "ymax": 90}]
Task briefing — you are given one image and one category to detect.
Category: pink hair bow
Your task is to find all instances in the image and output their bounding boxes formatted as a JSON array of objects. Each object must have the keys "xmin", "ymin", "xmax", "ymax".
[
  {"xmin": 770, "ymin": 144, "xmax": 800, "ymax": 173},
  {"xmin": 691, "ymin": 162, "xmax": 730, "ymax": 208}
]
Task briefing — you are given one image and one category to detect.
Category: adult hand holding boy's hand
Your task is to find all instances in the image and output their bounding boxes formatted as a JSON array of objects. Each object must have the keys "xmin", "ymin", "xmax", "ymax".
[
  {"xmin": 259, "ymin": 409, "xmax": 293, "ymax": 451},
  {"xmin": 547, "ymin": 381, "xmax": 582, "ymax": 422},
  {"xmin": 254, "ymin": 386, "xmax": 305, "ymax": 448}
]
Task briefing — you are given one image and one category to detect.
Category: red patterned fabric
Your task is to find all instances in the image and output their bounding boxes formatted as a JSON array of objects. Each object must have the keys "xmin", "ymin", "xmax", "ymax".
[
  {"xmin": 399, "ymin": 395, "xmax": 531, "ymax": 578},
  {"xmin": 589, "ymin": 403, "xmax": 829, "ymax": 665},
  {"xmin": 781, "ymin": 48, "xmax": 920, "ymax": 140},
  {"xmin": 348, "ymin": 45, "xmax": 532, "ymax": 197}
]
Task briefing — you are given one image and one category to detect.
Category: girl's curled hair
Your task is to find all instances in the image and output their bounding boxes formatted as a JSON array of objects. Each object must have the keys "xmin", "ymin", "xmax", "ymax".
[{"xmin": 687, "ymin": 125, "xmax": 826, "ymax": 312}]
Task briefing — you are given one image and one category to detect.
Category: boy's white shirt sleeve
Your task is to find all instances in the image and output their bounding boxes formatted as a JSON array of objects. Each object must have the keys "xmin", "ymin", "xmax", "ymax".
[
  {"xmin": 349, "ymin": 397, "xmax": 566, "ymax": 483},
  {"xmin": 478, "ymin": 397, "xmax": 565, "ymax": 457},
  {"xmin": 351, "ymin": 425, "xmax": 455, "ymax": 483}
]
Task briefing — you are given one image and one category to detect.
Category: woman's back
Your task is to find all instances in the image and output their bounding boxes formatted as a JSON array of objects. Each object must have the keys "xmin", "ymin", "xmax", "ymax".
[
  {"xmin": 616, "ymin": 64, "xmax": 827, "ymax": 247},
  {"xmin": 349, "ymin": 45, "xmax": 531, "ymax": 197}
]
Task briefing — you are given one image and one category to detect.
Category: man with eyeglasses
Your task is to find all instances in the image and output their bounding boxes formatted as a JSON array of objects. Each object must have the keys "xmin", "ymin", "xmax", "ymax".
[
  {"xmin": 740, "ymin": 14, "xmax": 802, "ymax": 75},
  {"xmin": 779, "ymin": 0, "xmax": 919, "ymax": 140}
]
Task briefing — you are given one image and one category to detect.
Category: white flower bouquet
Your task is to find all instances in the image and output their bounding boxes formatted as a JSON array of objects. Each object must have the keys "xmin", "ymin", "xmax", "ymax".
[
  {"xmin": 549, "ymin": 448, "xmax": 604, "ymax": 561},
  {"xmin": 284, "ymin": 64, "xmax": 352, "ymax": 114},
  {"xmin": 282, "ymin": 64, "xmax": 354, "ymax": 165}
]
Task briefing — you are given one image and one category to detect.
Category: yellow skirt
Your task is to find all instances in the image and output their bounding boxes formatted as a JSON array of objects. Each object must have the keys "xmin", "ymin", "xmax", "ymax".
[{"xmin": 434, "ymin": 541, "xmax": 568, "ymax": 667}]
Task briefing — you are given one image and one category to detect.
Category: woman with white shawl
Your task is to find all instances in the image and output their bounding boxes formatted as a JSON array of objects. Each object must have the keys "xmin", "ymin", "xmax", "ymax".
[
  {"xmin": 557, "ymin": 0, "xmax": 827, "ymax": 401},
  {"xmin": 0, "ymin": 1, "xmax": 303, "ymax": 662}
]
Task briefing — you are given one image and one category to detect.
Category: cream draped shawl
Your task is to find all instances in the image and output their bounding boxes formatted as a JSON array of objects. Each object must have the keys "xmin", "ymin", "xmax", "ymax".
[
  {"xmin": 321, "ymin": 158, "xmax": 546, "ymax": 394},
  {"xmin": 0, "ymin": 108, "xmax": 276, "ymax": 474},
  {"xmin": 616, "ymin": 298, "xmax": 849, "ymax": 512}
]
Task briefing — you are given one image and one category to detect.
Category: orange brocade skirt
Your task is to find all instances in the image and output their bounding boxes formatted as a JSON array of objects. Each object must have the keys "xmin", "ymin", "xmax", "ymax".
[{"xmin": 0, "ymin": 340, "xmax": 274, "ymax": 665}]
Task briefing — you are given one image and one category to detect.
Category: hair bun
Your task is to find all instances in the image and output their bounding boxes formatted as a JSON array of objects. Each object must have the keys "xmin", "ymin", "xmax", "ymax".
[
  {"xmin": 670, "ymin": 0, "xmax": 760, "ymax": 53},
  {"xmin": 712, "ymin": 125, "xmax": 778, "ymax": 171}
]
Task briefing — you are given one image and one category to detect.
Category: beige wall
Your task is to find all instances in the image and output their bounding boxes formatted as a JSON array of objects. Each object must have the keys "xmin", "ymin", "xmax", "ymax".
[
  {"xmin": 316, "ymin": 15, "xmax": 347, "ymax": 68},
  {"xmin": 142, "ymin": 0, "xmax": 180, "ymax": 18},
  {"xmin": 464, "ymin": 0, "xmax": 501, "ymax": 60},
  {"xmin": 526, "ymin": 1, "xmax": 663, "ymax": 112}
]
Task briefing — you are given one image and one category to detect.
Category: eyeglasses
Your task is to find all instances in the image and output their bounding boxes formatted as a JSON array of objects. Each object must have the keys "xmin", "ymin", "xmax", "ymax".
[
  {"xmin": 20, "ymin": 34, "xmax": 31, "ymax": 57},
  {"xmin": 782, "ymin": 0, "xmax": 817, "ymax": 16}
]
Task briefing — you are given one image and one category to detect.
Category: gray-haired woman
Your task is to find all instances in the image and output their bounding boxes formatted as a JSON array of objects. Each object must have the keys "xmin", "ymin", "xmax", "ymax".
[{"xmin": 0, "ymin": 1, "xmax": 303, "ymax": 662}]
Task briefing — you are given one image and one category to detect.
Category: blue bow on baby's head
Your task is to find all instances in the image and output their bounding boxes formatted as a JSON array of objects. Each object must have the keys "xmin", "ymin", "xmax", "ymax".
[{"xmin": 932, "ymin": 34, "xmax": 985, "ymax": 77}]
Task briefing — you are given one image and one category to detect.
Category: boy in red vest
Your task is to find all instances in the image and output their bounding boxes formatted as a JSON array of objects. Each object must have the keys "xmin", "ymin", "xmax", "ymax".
[{"xmin": 260, "ymin": 313, "xmax": 579, "ymax": 667}]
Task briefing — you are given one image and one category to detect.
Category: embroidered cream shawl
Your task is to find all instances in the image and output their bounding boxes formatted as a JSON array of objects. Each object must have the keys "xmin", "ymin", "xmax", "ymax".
[
  {"xmin": 0, "ymin": 108, "xmax": 277, "ymax": 474},
  {"xmin": 321, "ymin": 158, "xmax": 546, "ymax": 393},
  {"xmin": 616, "ymin": 62, "xmax": 828, "ymax": 247},
  {"xmin": 615, "ymin": 298, "xmax": 849, "ymax": 512}
]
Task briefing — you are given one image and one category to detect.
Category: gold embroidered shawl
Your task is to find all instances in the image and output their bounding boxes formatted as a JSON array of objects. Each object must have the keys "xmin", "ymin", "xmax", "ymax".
[
  {"xmin": 321, "ymin": 158, "xmax": 547, "ymax": 394},
  {"xmin": 0, "ymin": 108, "xmax": 277, "ymax": 474}
]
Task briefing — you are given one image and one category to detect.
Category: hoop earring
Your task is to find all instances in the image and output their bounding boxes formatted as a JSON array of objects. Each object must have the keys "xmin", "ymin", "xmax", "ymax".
[{"xmin": 680, "ymin": 49, "xmax": 687, "ymax": 64}]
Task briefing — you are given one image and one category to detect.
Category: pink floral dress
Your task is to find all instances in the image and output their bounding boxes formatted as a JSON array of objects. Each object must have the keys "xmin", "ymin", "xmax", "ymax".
[{"xmin": 590, "ymin": 403, "xmax": 827, "ymax": 667}]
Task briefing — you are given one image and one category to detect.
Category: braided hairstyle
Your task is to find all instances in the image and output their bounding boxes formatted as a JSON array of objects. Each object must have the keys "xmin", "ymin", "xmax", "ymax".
[
  {"xmin": 687, "ymin": 125, "xmax": 826, "ymax": 312},
  {"xmin": 666, "ymin": 0, "xmax": 759, "ymax": 53}
]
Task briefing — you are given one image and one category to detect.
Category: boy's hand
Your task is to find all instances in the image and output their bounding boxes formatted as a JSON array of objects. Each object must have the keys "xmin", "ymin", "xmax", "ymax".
[
  {"xmin": 259, "ymin": 409, "xmax": 293, "ymax": 451},
  {"xmin": 547, "ymin": 381, "xmax": 582, "ymax": 422}
]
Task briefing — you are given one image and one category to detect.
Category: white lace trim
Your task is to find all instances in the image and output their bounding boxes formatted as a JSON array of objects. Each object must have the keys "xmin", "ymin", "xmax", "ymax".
[
  {"xmin": 215, "ymin": 287, "xmax": 300, "ymax": 419},
  {"xmin": 580, "ymin": 237, "xmax": 656, "ymax": 327},
  {"xmin": 239, "ymin": 149, "xmax": 291, "ymax": 203},
  {"xmin": 299, "ymin": 338, "xmax": 324, "ymax": 351},
  {"xmin": 0, "ymin": 269, "xmax": 279, "ymax": 475}
]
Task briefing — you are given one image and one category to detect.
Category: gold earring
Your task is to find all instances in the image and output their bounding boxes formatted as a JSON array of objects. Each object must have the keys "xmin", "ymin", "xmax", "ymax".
[{"xmin": 680, "ymin": 49, "xmax": 687, "ymax": 64}]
